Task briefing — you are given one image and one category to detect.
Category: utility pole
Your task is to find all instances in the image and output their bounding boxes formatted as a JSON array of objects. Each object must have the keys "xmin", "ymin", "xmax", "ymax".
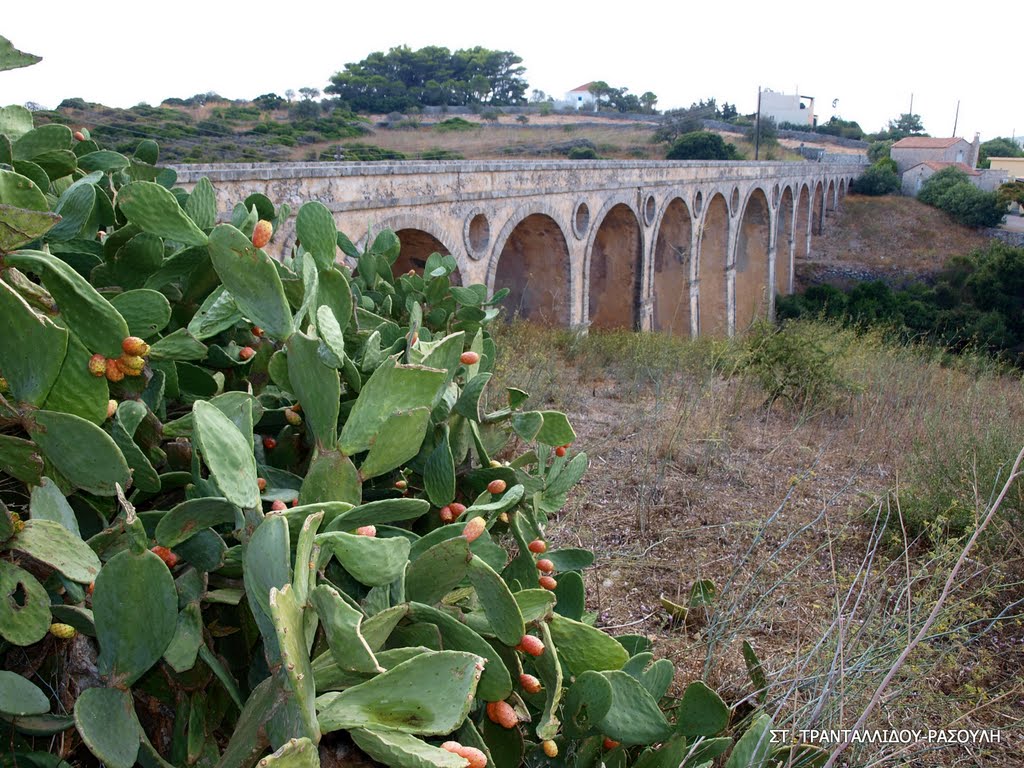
[
  {"xmin": 952, "ymin": 100, "xmax": 960, "ymax": 136},
  {"xmin": 755, "ymin": 86, "xmax": 762, "ymax": 161},
  {"xmin": 909, "ymin": 93, "xmax": 913, "ymax": 115}
]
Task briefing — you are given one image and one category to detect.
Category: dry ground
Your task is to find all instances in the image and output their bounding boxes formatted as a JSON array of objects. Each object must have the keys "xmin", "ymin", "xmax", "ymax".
[
  {"xmin": 797, "ymin": 195, "xmax": 992, "ymax": 289},
  {"xmin": 491, "ymin": 323, "xmax": 1024, "ymax": 767}
]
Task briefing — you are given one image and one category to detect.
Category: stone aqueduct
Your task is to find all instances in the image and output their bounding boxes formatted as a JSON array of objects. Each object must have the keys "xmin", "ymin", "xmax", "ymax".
[{"xmin": 173, "ymin": 160, "xmax": 861, "ymax": 336}]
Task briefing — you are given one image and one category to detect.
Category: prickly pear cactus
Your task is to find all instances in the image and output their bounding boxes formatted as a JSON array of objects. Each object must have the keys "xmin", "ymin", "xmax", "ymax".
[{"xmin": 0, "ymin": 52, "xmax": 760, "ymax": 768}]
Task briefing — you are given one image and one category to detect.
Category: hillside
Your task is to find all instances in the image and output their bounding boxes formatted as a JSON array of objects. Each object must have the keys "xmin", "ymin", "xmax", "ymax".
[
  {"xmin": 34, "ymin": 98, "xmax": 841, "ymax": 163},
  {"xmin": 796, "ymin": 194, "xmax": 992, "ymax": 289}
]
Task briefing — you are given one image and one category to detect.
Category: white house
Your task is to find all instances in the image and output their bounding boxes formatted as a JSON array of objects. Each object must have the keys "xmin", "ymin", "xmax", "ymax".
[
  {"xmin": 760, "ymin": 89, "xmax": 815, "ymax": 127},
  {"xmin": 564, "ymin": 83, "xmax": 598, "ymax": 111}
]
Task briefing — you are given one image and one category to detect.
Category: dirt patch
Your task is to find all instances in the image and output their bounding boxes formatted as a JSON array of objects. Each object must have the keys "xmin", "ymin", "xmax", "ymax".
[{"xmin": 797, "ymin": 194, "xmax": 992, "ymax": 289}]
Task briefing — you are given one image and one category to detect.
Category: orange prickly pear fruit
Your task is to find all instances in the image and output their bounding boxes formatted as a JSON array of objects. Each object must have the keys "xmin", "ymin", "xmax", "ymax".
[
  {"xmin": 120, "ymin": 354, "xmax": 146, "ymax": 376},
  {"xmin": 239, "ymin": 346, "xmax": 256, "ymax": 361},
  {"xmin": 106, "ymin": 400, "xmax": 117, "ymax": 419},
  {"xmin": 536, "ymin": 558, "xmax": 555, "ymax": 573},
  {"xmin": 485, "ymin": 700, "xmax": 518, "ymax": 729},
  {"xmin": 439, "ymin": 506, "xmax": 455, "ymax": 523},
  {"xmin": 104, "ymin": 358, "xmax": 124, "ymax": 382},
  {"xmin": 122, "ymin": 336, "xmax": 150, "ymax": 356},
  {"xmin": 449, "ymin": 502, "xmax": 467, "ymax": 516},
  {"xmin": 603, "ymin": 736, "xmax": 620, "ymax": 749},
  {"xmin": 355, "ymin": 525, "xmax": 377, "ymax": 537},
  {"xmin": 528, "ymin": 539, "xmax": 547, "ymax": 554},
  {"xmin": 519, "ymin": 673, "xmax": 542, "ymax": 694},
  {"xmin": 542, "ymin": 740, "xmax": 558, "ymax": 757},
  {"xmin": 270, "ymin": 500, "xmax": 287, "ymax": 511},
  {"xmin": 487, "ymin": 479, "xmax": 506, "ymax": 495},
  {"xmin": 151, "ymin": 545, "xmax": 178, "ymax": 568},
  {"xmin": 555, "ymin": 446, "xmax": 567, "ymax": 457},
  {"xmin": 73, "ymin": 130, "xmax": 85, "ymax": 141},
  {"xmin": 263, "ymin": 436, "xmax": 277, "ymax": 451},
  {"xmin": 463, "ymin": 516, "xmax": 486, "ymax": 543},
  {"xmin": 285, "ymin": 408, "xmax": 302, "ymax": 426},
  {"xmin": 460, "ymin": 350, "xmax": 480, "ymax": 365},
  {"xmin": 257, "ymin": 478, "xmax": 267, "ymax": 492},
  {"xmin": 88, "ymin": 354, "xmax": 107, "ymax": 377},
  {"xmin": 515, "ymin": 634, "xmax": 544, "ymax": 656},
  {"xmin": 252, "ymin": 220, "xmax": 273, "ymax": 248},
  {"xmin": 539, "ymin": 575, "xmax": 557, "ymax": 590}
]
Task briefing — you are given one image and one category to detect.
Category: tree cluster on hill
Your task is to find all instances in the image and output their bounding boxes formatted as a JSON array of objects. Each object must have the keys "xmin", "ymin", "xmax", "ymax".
[
  {"xmin": 869, "ymin": 112, "xmax": 927, "ymax": 141},
  {"xmin": 918, "ymin": 167, "xmax": 1007, "ymax": 228},
  {"xmin": 585, "ymin": 81, "xmax": 659, "ymax": 113},
  {"xmin": 851, "ymin": 158, "xmax": 901, "ymax": 196},
  {"xmin": 325, "ymin": 45, "xmax": 528, "ymax": 112},
  {"xmin": 777, "ymin": 242, "xmax": 1024, "ymax": 365}
]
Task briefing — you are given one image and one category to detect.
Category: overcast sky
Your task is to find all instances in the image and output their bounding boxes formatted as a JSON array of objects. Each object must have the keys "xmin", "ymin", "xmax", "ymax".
[{"xmin": 4, "ymin": 1, "xmax": 1017, "ymax": 141}]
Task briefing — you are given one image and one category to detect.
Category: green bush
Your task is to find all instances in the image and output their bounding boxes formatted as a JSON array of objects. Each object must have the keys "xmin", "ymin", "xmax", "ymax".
[
  {"xmin": 567, "ymin": 145, "xmax": 599, "ymax": 159},
  {"xmin": 666, "ymin": 130, "xmax": 738, "ymax": 160},
  {"xmin": 434, "ymin": 117, "xmax": 476, "ymax": 132},
  {"xmin": 918, "ymin": 166, "xmax": 1007, "ymax": 228},
  {"xmin": 851, "ymin": 163, "xmax": 901, "ymax": 196}
]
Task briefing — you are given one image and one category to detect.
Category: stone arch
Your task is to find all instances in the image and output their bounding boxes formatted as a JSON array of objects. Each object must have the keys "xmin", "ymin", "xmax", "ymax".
[
  {"xmin": 813, "ymin": 181, "xmax": 825, "ymax": 235},
  {"xmin": 776, "ymin": 185, "xmax": 795, "ymax": 297},
  {"xmin": 838, "ymin": 178, "xmax": 846, "ymax": 199},
  {"xmin": 734, "ymin": 188, "xmax": 771, "ymax": 333},
  {"xmin": 368, "ymin": 214, "xmax": 463, "ymax": 284},
  {"xmin": 826, "ymin": 179, "xmax": 837, "ymax": 213},
  {"xmin": 584, "ymin": 198, "xmax": 643, "ymax": 329},
  {"xmin": 696, "ymin": 192, "xmax": 730, "ymax": 337},
  {"xmin": 651, "ymin": 196, "xmax": 693, "ymax": 335},
  {"xmin": 795, "ymin": 183, "xmax": 812, "ymax": 263},
  {"xmin": 488, "ymin": 206, "xmax": 572, "ymax": 326}
]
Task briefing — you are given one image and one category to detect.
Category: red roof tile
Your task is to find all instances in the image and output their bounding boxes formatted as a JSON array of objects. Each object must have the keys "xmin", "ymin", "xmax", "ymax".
[
  {"xmin": 914, "ymin": 161, "xmax": 980, "ymax": 176},
  {"xmin": 892, "ymin": 136, "xmax": 964, "ymax": 149},
  {"xmin": 567, "ymin": 82, "xmax": 596, "ymax": 93}
]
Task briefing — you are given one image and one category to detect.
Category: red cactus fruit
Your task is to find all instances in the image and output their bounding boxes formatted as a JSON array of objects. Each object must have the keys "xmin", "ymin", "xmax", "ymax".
[
  {"xmin": 257, "ymin": 478, "xmax": 267, "ymax": 492},
  {"xmin": 449, "ymin": 502, "xmax": 467, "ymax": 516},
  {"xmin": 355, "ymin": 525, "xmax": 376, "ymax": 537},
  {"xmin": 536, "ymin": 558, "xmax": 555, "ymax": 573},
  {"xmin": 87, "ymin": 354, "xmax": 107, "ymax": 377},
  {"xmin": 86, "ymin": 582, "xmax": 95, "ymax": 596},
  {"xmin": 485, "ymin": 700, "xmax": 518, "ymax": 729},
  {"xmin": 73, "ymin": 130, "xmax": 85, "ymax": 141},
  {"xmin": 291, "ymin": 499, "xmax": 298, "ymax": 507},
  {"xmin": 519, "ymin": 673, "xmax": 542, "ymax": 694},
  {"xmin": 252, "ymin": 220, "xmax": 273, "ymax": 249},
  {"xmin": 603, "ymin": 736, "xmax": 621, "ymax": 749},
  {"xmin": 121, "ymin": 336, "xmax": 150, "ymax": 357},
  {"xmin": 539, "ymin": 575, "xmax": 557, "ymax": 590},
  {"xmin": 104, "ymin": 358, "xmax": 124, "ymax": 382},
  {"xmin": 542, "ymin": 740, "xmax": 558, "ymax": 758},
  {"xmin": 458, "ymin": 747, "xmax": 487, "ymax": 768},
  {"xmin": 463, "ymin": 516, "xmax": 486, "ymax": 543},
  {"xmin": 528, "ymin": 539, "xmax": 547, "ymax": 554},
  {"xmin": 285, "ymin": 408, "xmax": 302, "ymax": 426},
  {"xmin": 395, "ymin": 479, "xmax": 408, "ymax": 490},
  {"xmin": 263, "ymin": 436, "xmax": 277, "ymax": 451},
  {"xmin": 270, "ymin": 500, "xmax": 287, "ymax": 511},
  {"xmin": 487, "ymin": 479, "xmax": 507, "ymax": 495},
  {"xmin": 439, "ymin": 506, "xmax": 455, "ymax": 523},
  {"xmin": 515, "ymin": 634, "xmax": 544, "ymax": 656},
  {"xmin": 252, "ymin": 326, "xmax": 264, "ymax": 337},
  {"xmin": 460, "ymin": 350, "xmax": 480, "ymax": 365},
  {"xmin": 440, "ymin": 742, "xmax": 462, "ymax": 754},
  {"xmin": 106, "ymin": 399, "xmax": 117, "ymax": 419},
  {"xmin": 239, "ymin": 346, "xmax": 256, "ymax": 361},
  {"xmin": 151, "ymin": 545, "xmax": 178, "ymax": 568},
  {"xmin": 555, "ymin": 446, "xmax": 567, "ymax": 458}
]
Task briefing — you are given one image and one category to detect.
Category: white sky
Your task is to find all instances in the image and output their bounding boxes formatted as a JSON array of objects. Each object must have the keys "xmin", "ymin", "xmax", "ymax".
[{"xmin": 4, "ymin": 1, "xmax": 1018, "ymax": 142}]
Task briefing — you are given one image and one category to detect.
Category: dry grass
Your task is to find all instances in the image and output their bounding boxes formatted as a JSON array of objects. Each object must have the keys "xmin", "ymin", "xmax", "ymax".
[
  {"xmin": 491, "ymin": 321, "xmax": 1024, "ymax": 767},
  {"xmin": 798, "ymin": 195, "xmax": 992, "ymax": 288}
]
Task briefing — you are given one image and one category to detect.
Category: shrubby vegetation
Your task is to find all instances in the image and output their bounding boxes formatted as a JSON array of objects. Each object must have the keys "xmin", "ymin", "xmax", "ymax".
[
  {"xmin": 850, "ymin": 159, "xmax": 901, "ymax": 196},
  {"xmin": 917, "ymin": 166, "xmax": 1006, "ymax": 228},
  {"xmin": 778, "ymin": 115, "xmax": 864, "ymax": 140},
  {"xmin": 666, "ymin": 131, "xmax": 740, "ymax": 160},
  {"xmin": 978, "ymin": 136, "xmax": 1024, "ymax": 169},
  {"xmin": 777, "ymin": 242, "xmax": 1024, "ymax": 365}
]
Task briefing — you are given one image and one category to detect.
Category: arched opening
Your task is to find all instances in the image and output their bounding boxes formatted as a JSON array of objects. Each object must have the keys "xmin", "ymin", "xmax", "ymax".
[
  {"xmin": 813, "ymin": 182, "xmax": 825, "ymax": 236},
  {"xmin": 734, "ymin": 189, "xmax": 771, "ymax": 333},
  {"xmin": 826, "ymin": 180, "xmax": 836, "ymax": 213},
  {"xmin": 494, "ymin": 214, "xmax": 571, "ymax": 325},
  {"xmin": 588, "ymin": 203, "xmax": 642, "ymax": 330},
  {"xmin": 776, "ymin": 186, "xmax": 795, "ymax": 297},
  {"xmin": 652, "ymin": 198, "xmax": 692, "ymax": 335},
  {"xmin": 697, "ymin": 193, "xmax": 729, "ymax": 337},
  {"xmin": 394, "ymin": 229, "xmax": 462, "ymax": 284},
  {"xmin": 838, "ymin": 178, "xmax": 846, "ymax": 199},
  {"xmin": 795, "ymin": 185, "xmax": 811, "ymax": 263}
]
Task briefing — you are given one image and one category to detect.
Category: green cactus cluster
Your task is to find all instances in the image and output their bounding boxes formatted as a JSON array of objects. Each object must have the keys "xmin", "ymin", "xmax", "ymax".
[{"xmin": 0, "ymin": 40, "xmax": 817, "ymax": 768}]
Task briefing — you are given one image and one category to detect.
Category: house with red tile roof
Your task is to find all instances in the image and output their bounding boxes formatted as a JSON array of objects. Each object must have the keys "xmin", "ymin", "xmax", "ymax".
[
  {"xmin": 565, "ymin": 82, "xmax": 598, "ymax": 111},
  {"xmin": 890, "ymin": 135, "xmax": 977, "ymax": 175}
]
